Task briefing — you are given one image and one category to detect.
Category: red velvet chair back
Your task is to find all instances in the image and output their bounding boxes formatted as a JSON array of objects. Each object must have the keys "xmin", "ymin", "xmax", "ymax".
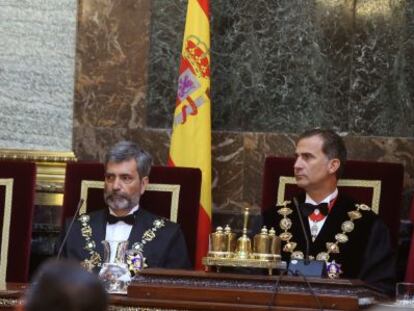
[
  {"xmin": 261, "ymin": 157, "xmax": 404, "ymax": 247},
  {"xmin": 0, "ymin": 160, "xmax": 36, "ymax": 282},
  {"xmin": 62, "ymin": 161, "xmax": 202, "ymax": 267}
]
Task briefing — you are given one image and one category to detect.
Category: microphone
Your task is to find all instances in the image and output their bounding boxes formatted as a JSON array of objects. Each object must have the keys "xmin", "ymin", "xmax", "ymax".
[
  {"xmin": 288, "ymin": 197, "xmax": 326, "ymax": 278},
  {"xmin": 57, "ymin": 198, "xmax": 85, "ymax": 259},
  {"xmin": 293, "ymin": 197, "xmax": 310, "ymax": 264}
]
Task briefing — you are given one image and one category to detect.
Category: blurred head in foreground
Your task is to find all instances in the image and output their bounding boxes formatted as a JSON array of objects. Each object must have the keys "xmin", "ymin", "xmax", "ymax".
[{"xmin": 24, "ymin": 259, "xmax": 108, "ymax": 311}]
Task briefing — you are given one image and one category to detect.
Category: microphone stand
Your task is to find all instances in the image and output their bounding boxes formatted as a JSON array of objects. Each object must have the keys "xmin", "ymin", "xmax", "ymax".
[
  {"xmin": 57, "ymin": 198, "xmax": 85, "ymax": 259},
  {"xmin": 288, "ymin": 197, "xmax": 326, "ymax": 277}
]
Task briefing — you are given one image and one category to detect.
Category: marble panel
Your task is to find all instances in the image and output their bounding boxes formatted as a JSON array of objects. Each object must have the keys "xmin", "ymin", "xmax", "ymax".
[
  {"xmin": 243, "ymin": 132, "xmax": 297, "ymax": 212},
  {"xmin": 147, "ymin": 0, "xmax": 414, "ymax": 137},
  {"xmin": 210, "ymin": 0, "xmax": 330, "ymax": 132},
  {"xmin": 127, "ymin": 128, "xmax": 171, "ymax": 166},
  {"xmin": 74, "ymin": 126, "xmax": 170, "ymax": 166},
  {"xmin": 313, "ymin": 0, "xmax": 354, "ymax": 131},
  {"xmin": 211, "ymin": 131, "xmax": 244, "ymax": 211},
  {"xmin": 146, "ymin": 0, "xmax": 185, "ymax": 128},
  {"xmin": 404, "ymin": 1, "xmax": 414, "ymax": 129},
  {"xmin": 0, "ymin": 0, "xmax": 77, "ymax": 150},
  {"xmin": 74, "ymin": 0, "xmax": 150, "ymax": 129},
  {"xmin": 349, "ymin": 0, "xmax": 412, "ymax": 135},
  {"xmin": 73, "ymin": 126, "xmax": 128, "ymax": 161}
]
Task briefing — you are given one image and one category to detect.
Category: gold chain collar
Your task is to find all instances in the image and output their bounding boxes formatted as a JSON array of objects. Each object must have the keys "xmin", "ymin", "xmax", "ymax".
[
  {"xmin": 78, "ymin": 213, "xmax": 166, "ymax": 272},
  {"xmin": 277, "ymin": 200, "xmax": 371, "ymax": 262},
  {"xmin": 130, "ymin": 218, "xmax": 166, "ymax": 252},
  {"xmin": 127, "ymin": 219, "xmax": 166, "ymax": 274},
  {"xmin": 79, "ymin": 213, "xmax": 102, "ymax": 272}
]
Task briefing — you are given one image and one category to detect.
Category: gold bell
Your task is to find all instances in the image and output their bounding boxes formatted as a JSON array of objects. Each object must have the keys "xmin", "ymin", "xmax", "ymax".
[
  {"xmin": 253, "ymin": 226, "xmax": 270, "ymax": 254},
  {"xmin": 224, "ymin": 225, "xmax": 237, "ymax": 253},
  {"xmin": 210, "ymin": 226, "xmax": 226, "ymax": 253},
  {"xmin": 236, "ymin": 234, "xmax": 251, "ymax": 259},
  {"xmin": 269, "ymin": 227, "xmax": 281, "ymax": 255},
  {"xmin": 235, "ymin": 208, "xmax": 252, "ymax": 259}
]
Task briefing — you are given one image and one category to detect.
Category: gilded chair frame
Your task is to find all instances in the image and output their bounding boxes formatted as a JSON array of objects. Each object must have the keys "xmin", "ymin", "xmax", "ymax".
[
  {"xmin": 277, "ymin": 176, "xmax": 381, "ymax": 214},
  {"xmin": 80, "ymin": 180, "xmax": 181, "ymax": 222},
  {"xmin": 0, "ymin": 179, "xmax": 14, "ymax": 284}
]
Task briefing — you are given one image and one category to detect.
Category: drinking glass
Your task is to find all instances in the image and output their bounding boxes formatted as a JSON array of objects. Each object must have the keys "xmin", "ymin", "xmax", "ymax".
[{"xmin": 396, "ymin": 282, "xmax": 414, "ymax": 306}]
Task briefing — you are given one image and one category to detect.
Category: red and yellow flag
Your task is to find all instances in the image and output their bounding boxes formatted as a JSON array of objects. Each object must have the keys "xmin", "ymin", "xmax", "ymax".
[{"xmin": 168, "ymin": 0, "xmax": 211, "ymax": 270}]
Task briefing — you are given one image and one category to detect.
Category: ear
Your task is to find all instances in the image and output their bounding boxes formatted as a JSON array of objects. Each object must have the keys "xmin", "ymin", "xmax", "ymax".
[
  {"xmin": 328, "ymin": 159, "xmax": 341, "ymax": 175},
  {"xmin": 140, "ymin": 176, "xmax": 149, "ymax": 195}
]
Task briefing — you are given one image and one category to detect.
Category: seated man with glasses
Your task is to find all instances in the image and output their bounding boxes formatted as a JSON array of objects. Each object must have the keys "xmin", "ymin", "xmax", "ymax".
[{"xmin": 59, "ymin": 141, "xmax": 190, "ymax": 273}]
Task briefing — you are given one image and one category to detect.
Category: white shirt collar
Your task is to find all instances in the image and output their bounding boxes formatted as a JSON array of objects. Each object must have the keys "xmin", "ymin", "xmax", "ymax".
[
  {"xmin": 108, "ymin": 204, "xmax": 139, "ymax": 216},
  {"xmin": 305, "ymin": 188, "xmax": 338, "ymax": 205}
]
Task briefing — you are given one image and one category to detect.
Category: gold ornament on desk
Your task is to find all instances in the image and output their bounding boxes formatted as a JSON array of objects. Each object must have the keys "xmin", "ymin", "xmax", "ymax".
[
  {"xmin": 236, "ymin": 208, "xmax": 252, "ymax": 259},
  {"xmin": 202, "ymin": 208, "xmax": 286, "ymax": 275}
]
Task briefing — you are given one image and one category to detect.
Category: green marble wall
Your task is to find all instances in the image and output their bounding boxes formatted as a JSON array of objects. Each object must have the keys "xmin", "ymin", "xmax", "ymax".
[{"xmin": 148, "ymin": 0, "xmax": 414, "ymax": 136}]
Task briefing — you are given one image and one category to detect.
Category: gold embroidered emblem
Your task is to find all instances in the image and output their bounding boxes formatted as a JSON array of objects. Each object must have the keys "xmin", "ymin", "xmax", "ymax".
[
  {"xmin": 335, "ymin": 233, "xmax": 348, "ymax": 243},
  {"xmin": 341, "ymin": 221, "xmax": 354, "ymax": 232},
  {"xmin": 277, "ymin": 206, "xmax": 293, "ymax": 216},
  {"xmin": 283, "ymin": 241, "xmax": 297, "ymax": 253},
  {"xmin": 279, "ymin": 232, "xmax": 292, "ymax": 241},
  {"xmin": 280, "ymin": 218, "xmax": 292, "ymax": 230},
  {"xmin": 316, "ymin": 252, "xmax": 329, "ymax": 261},
  {"xmin": 348, "ymin": 210, "xmax": 362, "ymax": 220},
  {"xmin": 291, "ymin": 250, "xmax": 304, "ymax": 259},
  {"xmin": 143, "ymin": 230, "xmax": 156, "ymax": 241},
  {"xmin": 326, "ymin": 242, "xmax": 340, "ymax": 253}
]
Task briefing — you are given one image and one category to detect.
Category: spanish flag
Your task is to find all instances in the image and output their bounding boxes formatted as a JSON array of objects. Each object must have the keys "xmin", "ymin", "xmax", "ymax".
[{"xmin": 168, "ymin": 0, "xmax": 211, "ymax": 270}]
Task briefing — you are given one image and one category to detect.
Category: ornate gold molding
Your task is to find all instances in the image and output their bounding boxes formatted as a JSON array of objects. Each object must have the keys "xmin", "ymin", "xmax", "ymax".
[
  {"xmin": 108, "ymin": 306, "xmax": 185, "ymax": 311},
  {"xmin": 0, "ymin": 179, "xmax": 14, "ymax": 284},
  {"xmin": 0, "ymin": 149, "xmax": 77, "ymax": 206},
  {"xmin": 277, "ymin": 176, "xmax": 381, "ymax": 214},
  {"xmin": 0, "ymin": 297, "xmax": 19, "ymax": 307},
  {"xmin": 80, "ymin": 180, "xmax": 181, "ymax": 222},
  {"xmin": 0, "ymin": 149, "xmax": 76, "ymax": 162}
]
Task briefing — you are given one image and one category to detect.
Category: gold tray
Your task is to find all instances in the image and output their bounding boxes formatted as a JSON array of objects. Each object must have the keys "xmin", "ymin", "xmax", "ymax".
[{"xmin": 202, "ymin": 256, "xmax": 286, "ymax": 275}]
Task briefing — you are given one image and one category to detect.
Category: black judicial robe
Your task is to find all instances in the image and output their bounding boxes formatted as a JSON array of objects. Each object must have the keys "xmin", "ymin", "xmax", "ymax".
[
  {"xmin": 59, "ymin": 207, "xmax": 191, "ymax": 272},
  {"xmin": 262, "ymin": 192, "xmax": 395, "ymax": 295}
]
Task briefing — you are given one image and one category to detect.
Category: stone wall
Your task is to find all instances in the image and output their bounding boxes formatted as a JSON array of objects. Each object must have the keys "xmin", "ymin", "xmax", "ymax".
[{"xmin": 0, "ymin": 0, "xmax": 77, "ymax": 151}]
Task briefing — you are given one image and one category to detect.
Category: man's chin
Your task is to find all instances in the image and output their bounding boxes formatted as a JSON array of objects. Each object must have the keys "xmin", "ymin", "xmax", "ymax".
[
  {"xmin": 109, "ymin": 205, "xmax": 130, "ymax": 211},
  {"xmin": 295, "ymin": 178, "xmax": 308, "ymax": 189},
  {"xmin": 106, "ymin": 199, "xmax": 130, "ymax": 211}
]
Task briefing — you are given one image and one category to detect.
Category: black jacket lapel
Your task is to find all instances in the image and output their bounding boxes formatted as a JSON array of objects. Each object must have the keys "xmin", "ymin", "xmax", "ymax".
[
  {"xmin": 291, "ymin": 195, "xmax": 313, "ymax": 252},
  {"xmin": 89, "ymin": 209, "xmax": 107, "ymax": 260},
  {"xmin": 128, "ymin": 208, "xmax": 150, "ymax": 247}
]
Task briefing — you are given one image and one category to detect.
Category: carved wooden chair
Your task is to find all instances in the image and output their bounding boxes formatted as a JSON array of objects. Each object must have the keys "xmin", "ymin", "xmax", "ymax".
[
  {"xmin": 61, "ymin": 161, "xmax": 202, "ymax": 267},
  {"xmin": 0, "ymin": 160, "xmax": 36, "ymax": 282}
]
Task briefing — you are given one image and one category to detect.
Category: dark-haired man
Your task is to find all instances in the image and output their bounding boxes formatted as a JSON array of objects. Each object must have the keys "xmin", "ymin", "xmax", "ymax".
[
  {"xmin": 263, "ymin": 129, "xmax": 395, "ymax": 294},
  {"xmin": 59, "ymin": 141, "xmax": 190, "ymax": 272},
  {"xmin": 25, "ymin": 259, "xmax": 108, "ymax": 311}
]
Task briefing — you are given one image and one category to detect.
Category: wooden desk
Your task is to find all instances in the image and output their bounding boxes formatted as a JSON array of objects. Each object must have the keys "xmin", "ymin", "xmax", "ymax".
[
  {"xmin": 0, "ymin": 270, "xmax": 389, "ymax": 311},
  {"xmin": 0, "ymin": 283, "xmax": 26, "ymax": 310},
  {"xmin": 123, "ymin": 269, "xmax": 388, "ymax": 311}
]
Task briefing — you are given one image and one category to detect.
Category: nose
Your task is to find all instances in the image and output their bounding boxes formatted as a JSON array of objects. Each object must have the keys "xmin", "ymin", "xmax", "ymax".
[
  {"xmin": 112, "ymin": 177, "xmax": 122, "ymax": 190},
  {"xmin": 294, "ymin": 157, "xmax": 302, "ymax": 171}
]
